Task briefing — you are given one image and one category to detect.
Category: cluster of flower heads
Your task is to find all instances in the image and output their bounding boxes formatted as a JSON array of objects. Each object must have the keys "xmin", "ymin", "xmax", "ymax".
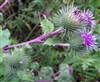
[
  {"xmin": 53, "ymin": 6, "xmax": 98, "ymax": 51},
  {"xmin": 73, "ymin": 7, "xmax": 98, "ymax": 51}
]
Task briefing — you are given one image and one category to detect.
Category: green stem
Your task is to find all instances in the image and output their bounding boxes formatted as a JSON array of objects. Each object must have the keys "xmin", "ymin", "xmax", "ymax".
[
  {"xmin": 24, "ymin": 23, "xmax": 39, "ymax": 41},
  {"xmin": 82, "ymin": 69, "xmax": 85, "ymax": 82},
  {"xmin": 2, "ymin": 74, "xmax": 11, "ymax": 82}
]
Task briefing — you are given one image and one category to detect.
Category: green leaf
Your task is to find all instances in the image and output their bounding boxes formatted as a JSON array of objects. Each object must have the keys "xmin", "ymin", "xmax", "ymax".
[
  {"xmin": 17, "ymin": 70, "xmax": 25, "ymax": 79},
  {"xmin": 0, "ymin": 54, "xmax": 4, "ymax": 62},
  {"xmin": 30, "ymin": 62, "xmax": 39, "ymax": 70},
  {"xmin": 0, "ymin": 27, "xmax": 11, "ymax": 48},
  {"xmin": 0, "ymin": 13, "xmax": 3, "ymax": 21},
  {"xmin": 94, "ymin": 24, "xmax": 100, "ymax": 34},
  {"xmin": 0, "ymin": 48, "xmax": 7, "ymax": 62},
  {"xmin": 17, "ymin": 70, "xmax": 33, "ymax": 82},
  {"xmin": 0, "ymin": 36, "xmax": 9, "ymax": 47},
  {"xmin": 9, "ymin": 78, "xmax": 20, "ymax": 82},
  {"xmin": 94, "ymin": 59, "xmax": 100, "ymax": 72},
  {"xmin": 41, "ymin": 18, "xmax": 54, "ymax": 34},
  {"xmin": 63, "ymin": 56, "xmax": 77, "ymax": 64},
  {"xmin": 78, "ymin": 55, "xmax": 97, "ymax": 70},
  {"xmin": 40, "ymin": 66, "xmax": 54, "ymax": 76},
  {"xmin": 34, "ymin": 0, "xmax": 45, "ymax": 8},
  {"xmin": 0, "ymin": 63, "xmax": 8, "ymax": 76},
  {"xmin": 44, "ymin": 38, "xmax": 55, "ymax": 46},
  {"xmin": 22, "ymin": 74, "xmax": 33, "ymax": 82},
  {"xmin": 3, "ymin": 29, "xmax": 10, "ymax": 37}
]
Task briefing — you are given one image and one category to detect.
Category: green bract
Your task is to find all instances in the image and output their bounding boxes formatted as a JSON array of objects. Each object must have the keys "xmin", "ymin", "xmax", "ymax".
[
  {"xmin": 4, "ymin": 48, "xmax": 30, "ymax": 74},
  {"xmin": 68, "ymin": 33, "xmax": 87, "ymax": 54},
  {"xmin": 53, "ymin": 6, "xmax": 85, "ymax": 37}
]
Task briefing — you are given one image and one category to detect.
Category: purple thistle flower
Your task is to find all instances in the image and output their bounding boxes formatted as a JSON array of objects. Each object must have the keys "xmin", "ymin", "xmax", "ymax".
[
  {"xmin": 73, "ymin": 8, "xmax": 96, "ymax": 28},
  {"xmin": 69, "ymin": 67, "xmax": 73, "ymax": 73},
  {"xmin": 73, "ymin": 8, "xmax": 82, "ymax": 16},
  {"xmin": 81, "ymin": 10, "xmax": 96, "ymax": 28},
  {"xmin": 43, "ymin": 12, "xmax": 50, "ymax": 17},
  {"xmin": 80, "ymin": 30, "xmax": 98, "ymax": 51},
  {"xmin": 73, "ymin": 8, "xmax": 86, "ymax": 24}
]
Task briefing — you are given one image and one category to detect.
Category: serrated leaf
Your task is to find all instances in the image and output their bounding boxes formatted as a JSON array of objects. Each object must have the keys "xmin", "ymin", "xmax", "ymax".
[
  {"xmin": 41, "ymin": 18, "xmax": 54, "ymax": 34},
  {"xmin": 44, "ymin": 38, "xmax": 55, "ymax": 46}
]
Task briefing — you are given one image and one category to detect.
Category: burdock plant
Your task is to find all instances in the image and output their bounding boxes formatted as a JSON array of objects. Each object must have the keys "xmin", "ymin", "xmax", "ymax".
[
  {"xmin": 53, "ymin": 5, "xmax": 98, "ymax": 52},
  {"xmin": 1, "ymin": 5, "xmax": 98, "ymax": 82}
]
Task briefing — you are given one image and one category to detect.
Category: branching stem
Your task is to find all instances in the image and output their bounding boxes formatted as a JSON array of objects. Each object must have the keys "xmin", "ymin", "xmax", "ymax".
[{"xmin": 2, "ymin": 28, "xmax": 70, "ymax": 53}]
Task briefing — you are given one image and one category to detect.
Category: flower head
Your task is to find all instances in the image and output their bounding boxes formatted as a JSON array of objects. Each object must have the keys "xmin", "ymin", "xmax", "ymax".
[
  {"xmin": 43, "ymin": 11, "xmax": 50, "ymax": 17},
  {"xmin": 69, "ymin": 67, "xmax": 73, "ymax": 73},
  {"xmin": 80, "ymin": 30, "xmax": 98, "ymax": 51},
  {"xmin": 53, "ymin": 6, "xmax": 84, "ymax": 34},
  {"xmin": 73, "ymin": 8, "xmax": 82, "ymax": 16},
  {"xmin": 73, "ymin": 9, "xmax": 96, "ymax": 28},
  {"xmin": 81, "ymin": 10, "xmax": 96, "ymax": 28}
]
